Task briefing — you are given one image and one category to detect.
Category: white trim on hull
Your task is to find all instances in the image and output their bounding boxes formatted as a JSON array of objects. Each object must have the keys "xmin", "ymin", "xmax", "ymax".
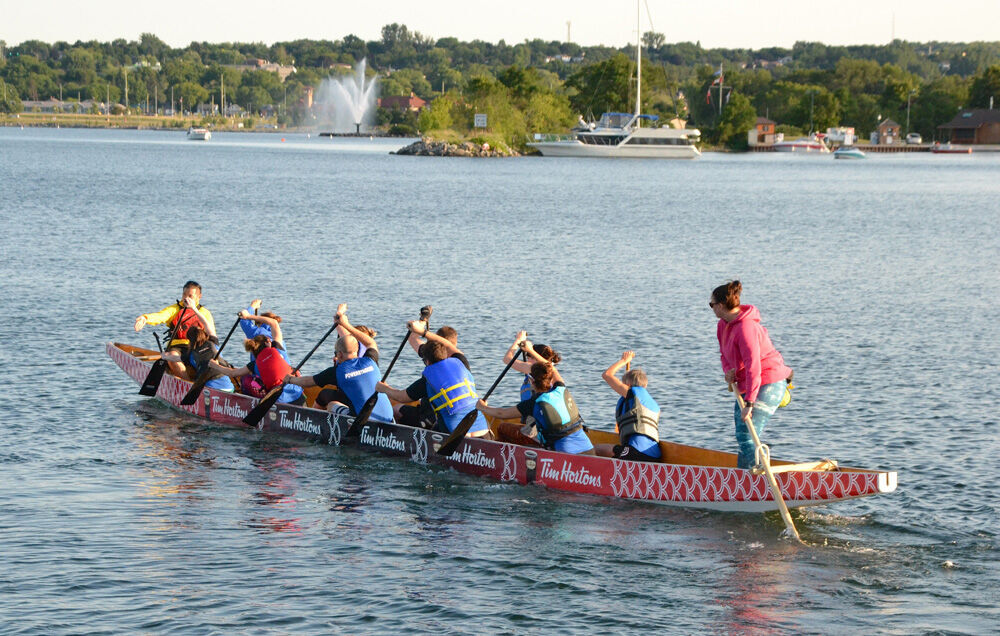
[{"xmin": 529, "ymin": 140, "xmax": 701, "ymax": 159}]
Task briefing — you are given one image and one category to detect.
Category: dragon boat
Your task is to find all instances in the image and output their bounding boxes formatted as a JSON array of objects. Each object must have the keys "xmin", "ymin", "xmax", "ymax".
[{"xmin": 108, "ymin": 342, "xmax": 897, "ymax": 513}]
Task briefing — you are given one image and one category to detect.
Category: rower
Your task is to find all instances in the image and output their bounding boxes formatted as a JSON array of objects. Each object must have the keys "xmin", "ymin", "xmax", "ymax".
[
  {"xmin": 283, "ymin": 304, "xmax": 393, "ymax": 422},
  {"xmin": 377, "ymin": 339, "xmax": 492, "ymax": 438},
  {"xmin": 160, "ymin": 325, "xmax": 235, "ymax": 393},
  {"xmin": 399, "ymin": 314, "xmax": 467, "ymax": 429},
  {"xmin": 209, "ymin": 334, "xmax": 306, "ymax": 406},
  {"xmin": 594, "ymin": 350, "xmax": 662, "ymax": 462},
  {"xmin": 477, "ymin": 361, "xmax": 594, "ymax": 455},
  {"xmin": 494, "ymin": 332, "xmax": 561, "ymax": 446},
  {"xmin": 133, "ymin": 280, "xmax": 215, "ymax": 378}
]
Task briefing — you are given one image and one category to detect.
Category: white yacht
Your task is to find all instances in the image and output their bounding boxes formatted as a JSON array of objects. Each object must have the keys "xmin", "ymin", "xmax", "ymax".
[
  {"xmin": 187, "ymin": 127, "xmax": 211, "ymax": 141},
  {"xmin": 528, "ymin": 5, "xmax": 701, "ymax": 159}
]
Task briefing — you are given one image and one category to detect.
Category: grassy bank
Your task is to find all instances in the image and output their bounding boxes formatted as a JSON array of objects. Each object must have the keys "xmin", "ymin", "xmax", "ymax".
[{"xmin": 0, "ymin": 111, "xmax": 284, "ymax": 132}]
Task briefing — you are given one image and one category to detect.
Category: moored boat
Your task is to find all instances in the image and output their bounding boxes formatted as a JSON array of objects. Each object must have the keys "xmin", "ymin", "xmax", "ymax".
[
  {"xmin": 833, "ymin": 145, "xmax": 867, "ymax": 159},
  {"xmin": 187, "ymin": 127, "xmax": 211, "ymax": 141},
  {"xmin": 931, "ymin": 142, "xmax": 972, "ymax": 154},
  {"xmin": 528, "ymin": 3, "xmax": 700, "ymax": 160},
  {"xmin": 108, "ymin": 341, "xmax": 897, "ymax": 512},
  {"xmin": 773, "ymin": 133, "xmax": 830, "ymax": 153}
]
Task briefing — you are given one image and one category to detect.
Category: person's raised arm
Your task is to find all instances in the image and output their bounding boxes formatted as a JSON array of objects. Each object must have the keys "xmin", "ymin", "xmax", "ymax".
[
  {"xmin": 240, "ymin": 299, "xmax": 263, "ymax": 337},
  {"xmin": 602, "ymin": 350, "xmax": 634, "ymax": 398},
  {"xmin": 183, "ymin": 297, "xmax": 215, "ymax": 336},
  {"xmin": 502, "ymin": 331, "xmax": 534, "ymax": 374},
  {"xmin": 406, "ymin": 313, "xmax": 430, "ymax": 354},
  {"xmin": 522, "ymin": 339, "xmax": 563, "ymax": 384},
  {"xmin": 336, "ymin": 303, "xmax": 377, "ymax": 351},
  {"xmin": 239, "ymin": 310, "xmax": 282, "ymax": 345},
  {"xmin": 421, "ymin": 326, "xmax": 461, "ymax": 355}
]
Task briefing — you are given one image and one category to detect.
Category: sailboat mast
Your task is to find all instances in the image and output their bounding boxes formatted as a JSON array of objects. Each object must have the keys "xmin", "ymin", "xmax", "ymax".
[{"xmin": 635, "ymin": 0, "xmax": 641, "ymax": 126}]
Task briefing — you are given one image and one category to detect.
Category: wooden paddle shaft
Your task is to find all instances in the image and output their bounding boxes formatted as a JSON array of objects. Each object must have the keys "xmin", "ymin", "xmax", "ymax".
[{"xmin": 733, "ymin": 386, "xmax": 802, "ymax": 543}]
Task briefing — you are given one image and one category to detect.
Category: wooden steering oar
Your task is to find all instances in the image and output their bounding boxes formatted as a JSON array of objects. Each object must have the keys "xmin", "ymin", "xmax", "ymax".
[
  {"xmin": 179, "ymin": 314, "xmax": 242, "ymax": 405},
  {"xmin": 437, "ymin": 347, "xmax": 520, "ymax": 457},
  {"xmin": 242, "ymin": 320, "xmax": 340, "ymax": 427},
  {"xmin": 731, "ymin": 384, "xmax": 803, "ymax": 543},
  {"xmin": 139, "ymin": 306, "xmax": 189, "ymax": 396},
  {"xmin": 347, "ymin": 305, "xmax": 432, "ymax": 437}
]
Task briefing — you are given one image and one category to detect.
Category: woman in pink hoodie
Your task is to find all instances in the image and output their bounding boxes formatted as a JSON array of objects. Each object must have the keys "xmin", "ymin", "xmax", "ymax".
[{"xmin": 711, "ymin": 280, "xmax": 793, "ymax": 469}]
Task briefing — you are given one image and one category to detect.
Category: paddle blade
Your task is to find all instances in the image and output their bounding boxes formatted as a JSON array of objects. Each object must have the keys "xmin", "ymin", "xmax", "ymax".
[
  {"xmin": 138, "ymin": 359, "xmax": 169, "ymax": 396},
  {"xmin": 179, "ymin": 372, "xmax": 210, "ymax": 405},
  {"xmin": 346, "ymin": 393, "xmax": 379, "ymax": 438},
  {"xmin": 436, "ymin": 410, "xmax": 479, "ymax": 457},
  {"xmin": 242, "ymin": 385, "xmax": 284, "ymax": 426}
]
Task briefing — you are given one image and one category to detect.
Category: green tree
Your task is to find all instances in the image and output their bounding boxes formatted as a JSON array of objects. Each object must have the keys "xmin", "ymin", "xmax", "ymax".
[
  {"xmin": 0, "ymin": 79, "xmax": 23, "ymax": 113},
  {"xmin": 969, "ymin": 65, "xmax": 1000, "ymax": 108},
  {"xmin": 714, "ymin": 92, "xmax": 756, "ymax": 148},
  {"xmin": 566, "ymin": 53, "xmax": 634, "ymax": 117},
  {"xmin": 912, "ymin": 75, "xmax": 970, "ymax": 139},
  {"xmin": 175, "ymin": 81, "xmax": 208, "ymax": 112},
  {"xmin": 418, "ymin": 93, "xmax": 457, "ymax": 130}
]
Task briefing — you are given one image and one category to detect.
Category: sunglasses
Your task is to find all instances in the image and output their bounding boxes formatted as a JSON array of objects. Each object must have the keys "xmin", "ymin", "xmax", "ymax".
[{"xmin": 708, "ymin": 301, "xmax": 718, "ymax": 308}]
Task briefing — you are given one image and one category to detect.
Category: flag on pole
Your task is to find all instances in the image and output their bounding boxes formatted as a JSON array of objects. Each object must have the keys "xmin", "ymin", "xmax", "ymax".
[{"xmin": 706, "ymin": 67, "xmax": 724, "ymax": 104}]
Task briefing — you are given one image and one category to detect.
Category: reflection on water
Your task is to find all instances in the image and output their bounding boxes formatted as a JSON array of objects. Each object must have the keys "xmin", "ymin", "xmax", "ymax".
[{"xmin": 245, "ymin": 457, "xmax": 304, "ymax": 534}]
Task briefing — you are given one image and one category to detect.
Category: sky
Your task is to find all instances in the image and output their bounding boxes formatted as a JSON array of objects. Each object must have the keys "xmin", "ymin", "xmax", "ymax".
[{"xmin": 3, "ymin": 0, "xmax": 1000, "ymax": 51}]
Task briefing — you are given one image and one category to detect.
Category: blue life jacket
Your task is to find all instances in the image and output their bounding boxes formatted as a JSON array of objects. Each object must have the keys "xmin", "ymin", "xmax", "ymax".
[
  {"xmin": 335, "ymin": 356, "xmax": 393, "ymax": 422},
  {"xmin": 533, "ymin": 386, "xmax": 586, "ymax": 448},
  {"xmin": 519, "ymin": 375, "xmax": 533, "ymax": 401},
  {"xmin": 423, "ymin": 357, "xmax": 486, "ymax": 434}
]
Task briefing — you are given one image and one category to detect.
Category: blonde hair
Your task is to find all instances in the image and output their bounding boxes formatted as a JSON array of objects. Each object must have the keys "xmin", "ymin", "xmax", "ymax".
[{"xmin": 622, "ymin": 368, "xmax": 648, "ymax": 388}]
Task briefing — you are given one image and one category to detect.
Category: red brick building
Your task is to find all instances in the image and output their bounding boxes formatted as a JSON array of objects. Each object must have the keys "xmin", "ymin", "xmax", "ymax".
[{"xmin": 378, "ymin": 92, "xmax": 427, "ymax": 112}]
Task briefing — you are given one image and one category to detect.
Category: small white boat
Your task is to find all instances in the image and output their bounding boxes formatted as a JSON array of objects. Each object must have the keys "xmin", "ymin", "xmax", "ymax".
[
  {"xmin": 930, "ymin": 142, "xmax": 971, "ymax": 154},
  {"xmin": 833, "ymin": 146, "xmax": 866, "ymax": 160},
  {"xmin": 187, "ymin": 127, "xmax": 211, "ymax": 141},
  {"xmin": 773, "ymin": 133, "xmax": 830, "ymax": 153}
]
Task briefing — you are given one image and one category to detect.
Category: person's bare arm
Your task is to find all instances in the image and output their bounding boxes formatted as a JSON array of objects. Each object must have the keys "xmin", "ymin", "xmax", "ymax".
[
  {"xmin": 476, "ymin": 399, "xmax": 520, "ymax": 419},
  {"xmin": 376, "ymin": 382, "xmax": 411, "ymax": 403},
  {"xmin": 601, "ymin": 351, "xmax": 634, "ymax": 398},
  {"xmin": 336, "ymin": 304, "xmax": 377, "ymax": 351}
]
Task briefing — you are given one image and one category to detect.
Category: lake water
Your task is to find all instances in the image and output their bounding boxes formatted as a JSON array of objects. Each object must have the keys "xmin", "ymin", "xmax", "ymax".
[{"xmin": 1, "ymin": 127, "xmax": 997, "ymax": 633}]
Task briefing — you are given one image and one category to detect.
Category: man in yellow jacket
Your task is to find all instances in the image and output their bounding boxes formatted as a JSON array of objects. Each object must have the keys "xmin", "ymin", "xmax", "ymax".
[{"xmin": 134, "ymin": 281, "xmax": 215, "ymax": 377}]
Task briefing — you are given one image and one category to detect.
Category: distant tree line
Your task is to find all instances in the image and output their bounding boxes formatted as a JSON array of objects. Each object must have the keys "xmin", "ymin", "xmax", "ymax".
[{"xmin": 2, "ymin": 28, "xmax": 1000, "ymax": 148}]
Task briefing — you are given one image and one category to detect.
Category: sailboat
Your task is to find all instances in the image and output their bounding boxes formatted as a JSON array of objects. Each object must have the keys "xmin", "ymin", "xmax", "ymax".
[{"xmin": 529, "ymin": 3, "xmax": 701, "ymax": 159}]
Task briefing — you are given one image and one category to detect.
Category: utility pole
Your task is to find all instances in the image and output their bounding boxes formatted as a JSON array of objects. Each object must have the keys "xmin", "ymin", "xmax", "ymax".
[
  {"xmin": 123, "ymin": 67, "xmax": 128, "ymax": 117},
  {"xmin": 221, "ymin": 73, "xmax": 225, "ymax": 119},
  {"xmin": 154, "ymin": 84, "xmax": 158, "ymax": 116},
  {"xmin": 106, "ymin": 83, "xmax": 110, "ymax": 123},
  {"xmin": 171, "ymin": 86, "xmax": 174, "ymax": 116},
  {"xmin": 566, "ymin": 21, "xmax": 571, "ymax": 43}
]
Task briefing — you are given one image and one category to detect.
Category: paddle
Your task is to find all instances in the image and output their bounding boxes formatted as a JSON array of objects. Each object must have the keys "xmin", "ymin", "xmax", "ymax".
[
  {"xmin": 179, "ymin": 315, "xmax": 242, "ymax": 405},
  {"xmin": 139, "ymin": 306, "xmax": 189, "ymax": 396},
  {"xmin": 731, "ymin": 384, "xmax": 803, "ymax": 543},
  {"xmin": 347, "ymin": 306, "xmax": 432, "ymax": 437},
  {"xmin": 242, "ymin": 320, "xmax": 340, "ymax": 427},
  {"xmin": 437, "ymin": 348, "xmax": 520, "ymax": 457}
]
